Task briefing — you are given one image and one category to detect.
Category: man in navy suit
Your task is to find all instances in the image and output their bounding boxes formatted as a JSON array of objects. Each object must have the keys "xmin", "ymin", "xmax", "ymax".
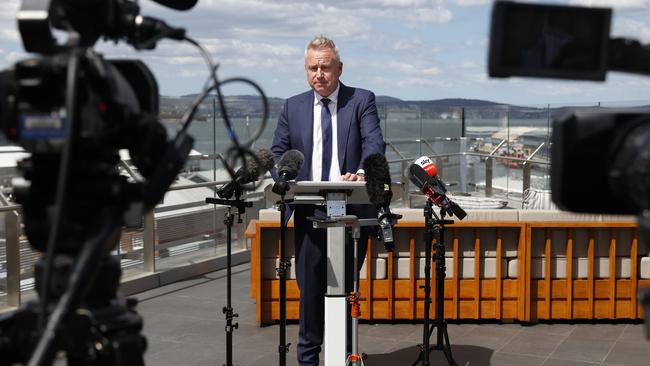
[{"xmin": 271, "ymin": 35, "xmax": 385, "ymax": 365}]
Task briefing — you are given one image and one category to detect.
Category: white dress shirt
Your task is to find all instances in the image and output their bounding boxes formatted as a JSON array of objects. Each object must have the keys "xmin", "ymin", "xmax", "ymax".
[{"xmin": 311, "ymin": 84, "xmax": 341, "ymax": 182}]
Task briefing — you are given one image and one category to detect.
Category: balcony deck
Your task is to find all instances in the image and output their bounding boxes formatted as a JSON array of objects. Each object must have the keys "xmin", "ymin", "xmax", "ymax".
[{"xmin": 134, "ymin": 263, "xmax": 650, "ymax": 366}]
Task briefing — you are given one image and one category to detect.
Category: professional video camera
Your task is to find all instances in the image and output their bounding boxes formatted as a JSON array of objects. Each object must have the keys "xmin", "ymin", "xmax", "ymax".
[
  {"xmin": 0, "ymin": 1, "xmax": 206, "ymax": 365},
  {"xmin": 488, "ymin": 0, "xmax": 650, "ymax": 338}
]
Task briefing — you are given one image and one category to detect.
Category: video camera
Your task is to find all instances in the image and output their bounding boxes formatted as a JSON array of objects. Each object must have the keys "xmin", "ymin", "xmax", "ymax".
[
  {"xmin": 488, "ymin": 0, "xmax": 650, "ymax": 338},
  {"xmin": 488, "ymin": 0, "xmax": 650, "ymax": 215},
  {"xmin": 0, "ymin": 1, "xmax": 202, "ymax": 365}
]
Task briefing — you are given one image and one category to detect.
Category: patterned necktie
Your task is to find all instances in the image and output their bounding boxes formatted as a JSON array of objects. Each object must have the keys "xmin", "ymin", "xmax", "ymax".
[{"xmin": 320, "ymin": 98, "xmax": 332, "ymax": 181}]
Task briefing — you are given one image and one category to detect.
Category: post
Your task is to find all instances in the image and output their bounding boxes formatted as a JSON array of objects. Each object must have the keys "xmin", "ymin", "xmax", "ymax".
[
  {"xmin": 143, "ymin": 210, "xmax": 155, "ymax": 273},
  {"xmin": 485, "ymin": 157, "xmax": 493, "ymax": 197},
  {"xmin": 402, "ymin": 160, "xmax": 410, "ymax": 205},
  {"xmin": 522, "ymin": 161, "xmax": 531, "ymax": 195},
  {"xmin": 6, "ymin": 210, "xmax": 21, "ymax": 307}
]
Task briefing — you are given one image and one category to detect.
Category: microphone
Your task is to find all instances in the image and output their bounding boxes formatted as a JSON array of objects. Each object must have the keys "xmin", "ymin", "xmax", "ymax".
[
  {"xmin": 408, "ymin": 157, "xmax": 467, "ymax": 220},
  {"xmin": 363, "ymin": 153, "xmax": 399, "ymax": 252},
  {"xmin": 272, "ymin": 150, "xmax": 305, "ymax": 195},
  {"xmin": 217, "ymin": 148, "xmax": 274, "ymax": 199},
  {"xmin": 150, "ymin": 0, "xmax": 199, "ymax": 11}
]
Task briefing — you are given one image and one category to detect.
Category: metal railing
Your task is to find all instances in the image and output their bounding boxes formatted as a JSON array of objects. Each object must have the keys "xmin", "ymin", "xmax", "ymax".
[
  {"xmin": 1, "ymin": 138, "xmax": 553, "ymax": 309},
  {"xmin": 0, "ymin": 170, "xmax": 263, "ymax": 310}
]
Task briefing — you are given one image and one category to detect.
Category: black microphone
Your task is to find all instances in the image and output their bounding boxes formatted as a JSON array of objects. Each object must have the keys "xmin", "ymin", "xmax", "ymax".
[
  {"xmin": 363, "ymin": 153, "xmax": 399, "ymax": 252},
  {"xmin": 150, "ymin": 0, "xmax": 198, "ymax": 11},
  {"xmin": 408, "ymin": 163, "xmax": 467, "ymax": 220},
  {"xmin": 272, "ymin": 150, "xmax": 305, "ymax": 195},
  {"xmin": 217, "ymin": 148, "xmax": 274, "ymax": 199}
]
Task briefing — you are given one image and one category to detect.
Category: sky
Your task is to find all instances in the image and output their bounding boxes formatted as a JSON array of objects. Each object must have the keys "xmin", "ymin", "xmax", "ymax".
[{"xmin": 1, "ymin": 0, "xmax": 650, "ymax": 105}]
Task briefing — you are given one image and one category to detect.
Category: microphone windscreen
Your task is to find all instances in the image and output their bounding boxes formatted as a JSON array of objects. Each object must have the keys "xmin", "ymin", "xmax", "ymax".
[
  {"xmin": 277, "ymin": 150, "xmax": 305, "ymax": 179},
  {"xmin": 240, "ymin": 148, "xmax": 274, "ymax": 182},
  {"xmin": 255, "ymin": 148, "xmax": 275, "ymax": 174},
  {"xmin": 150, "ymin": 0, "xmax": 198, "ymax": 11},
  {"xmin": 363, "ymin": 153, "xmax": 392, "ymax": 206}
]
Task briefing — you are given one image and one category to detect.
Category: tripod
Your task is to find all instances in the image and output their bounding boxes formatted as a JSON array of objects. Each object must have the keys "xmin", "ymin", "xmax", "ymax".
[
  {"xmin": 276, "ymin": 196, "xmax": 291, "ymax": 366},
  {"xmin": 346, "ymin": 224, "xmax": 365, "ymax": 366},
  {"xmin": 0, "ymin": 207, "xmax": 148, "ymax": 366},
  {"xmin": 206, "ymin": 192, "xmax": 252, "ymax": 366},
  {"xmin": 413, "ymin": 201, "xmax": 457, "ymax": 366}
]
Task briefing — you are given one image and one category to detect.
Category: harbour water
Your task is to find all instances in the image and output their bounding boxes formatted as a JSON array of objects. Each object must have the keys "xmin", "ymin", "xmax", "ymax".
[{"xmin": 174, "ymin": 110, "xmax": 553, "ymax": 197}]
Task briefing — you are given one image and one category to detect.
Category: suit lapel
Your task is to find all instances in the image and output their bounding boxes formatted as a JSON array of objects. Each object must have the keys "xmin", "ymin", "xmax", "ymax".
[
  {"xmin": 300, "ymin": 91, "xmax": 314, "ymax": 178},
  {"xmin": 336, "ymin": 83, "xmax": 353, "ymax": 172}
]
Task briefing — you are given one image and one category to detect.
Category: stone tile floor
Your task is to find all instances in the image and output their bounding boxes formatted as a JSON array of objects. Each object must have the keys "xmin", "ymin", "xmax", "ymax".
[{"xmin": 132, "ymin": 263, "xmax": 650, "ymax": 366}]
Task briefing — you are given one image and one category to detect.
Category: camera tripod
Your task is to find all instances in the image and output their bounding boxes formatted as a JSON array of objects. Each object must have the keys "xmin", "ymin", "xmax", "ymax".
[
  {"xmin": 206, "ymin": 193, "xmax": 253, "ymax": 366},
  {"xmin": 412, "ymin": 201, "xmax": 457, "ymax": 366},
  {"xmin": 0, "ymin": 206, "xmax": 148, "ymax": 366}
]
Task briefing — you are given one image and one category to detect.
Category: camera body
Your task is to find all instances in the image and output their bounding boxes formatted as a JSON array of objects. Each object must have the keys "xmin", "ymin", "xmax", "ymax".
[
  {"xmin": 0, "ymin": 1, "xmax": 196, "ymax": 364},
  {"xmin": 489, "ymin": 0, "xmax": 650, "ymax": 215},
  {"xmin": 489, "ymin": 0, "xmax": 650, "ymax": 339}
]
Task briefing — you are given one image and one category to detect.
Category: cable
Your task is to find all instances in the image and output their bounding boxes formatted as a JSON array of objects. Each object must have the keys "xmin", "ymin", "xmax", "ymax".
[
  {"xmin": 38, "ymin": 49, "xmax": 81, "ymax": 332},
  {"xmin": 179, "ymin": 37, "xmax": 269, "ymax": 188}
]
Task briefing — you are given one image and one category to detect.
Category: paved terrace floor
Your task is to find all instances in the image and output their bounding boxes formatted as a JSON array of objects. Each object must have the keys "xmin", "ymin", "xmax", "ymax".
[{"xmin": 133, "ymin": 263, "xmax": 650, "ymax": 366}]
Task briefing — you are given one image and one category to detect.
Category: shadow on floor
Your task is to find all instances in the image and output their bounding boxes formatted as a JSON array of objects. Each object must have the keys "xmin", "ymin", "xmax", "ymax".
[{"xmin": 366, "ymin": 344, "xmax": 493, "ymax": 366}]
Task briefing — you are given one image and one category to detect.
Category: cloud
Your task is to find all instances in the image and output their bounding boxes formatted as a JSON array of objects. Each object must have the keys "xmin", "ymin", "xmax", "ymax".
[
  {"xmin": 0, "ymin": 29, "xmax": 19, "ymax": 43},
  {"xmin": 614, "ymin": 18, "xmax": 650, "ymax": 42},
  {"xmin": 528, "ymin": 83, "xmax": 585, "ymax": 97},
  {"xmin": 0, "ymin": 1, "xmax": 19, "ymax": 43},
  {"xmin": 382, "ymin": 61, "xmax": 440, "ymax": 76},
  {"xmin": 452, "ymin": 0, "xmax": 492, "ymax": 5},
  {"xmin": 568, "ymin": 0, "xmax": 650, "ymax": 8},
  {"xmin": 392, "ymin": 39, "xmax": 424, "ymax": 50}
]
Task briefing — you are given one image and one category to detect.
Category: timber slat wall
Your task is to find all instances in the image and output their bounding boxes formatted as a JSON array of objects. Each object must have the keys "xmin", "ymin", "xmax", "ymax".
[{"xmin": 246, "ymin": 219, "xmax": 644, "ymax": 324}]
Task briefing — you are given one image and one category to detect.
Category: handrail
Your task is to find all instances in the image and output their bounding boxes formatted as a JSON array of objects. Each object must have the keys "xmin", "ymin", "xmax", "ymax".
[
  {"xmin": 523, "ymin": 142, "xmax": 546, "ymax": 194},
  {"xmin": 386, "ymin": 141, "xmax": 405, "ymax": 159},
  {"xmin": 387, "ymin": 151, "xmax": 550, "ymax": 167}
]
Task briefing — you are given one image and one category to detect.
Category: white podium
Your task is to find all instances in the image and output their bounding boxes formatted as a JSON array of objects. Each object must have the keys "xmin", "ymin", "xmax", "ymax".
[{"xmin": 265, "ymin": 181, "xmax": 403, "ymax": 366}]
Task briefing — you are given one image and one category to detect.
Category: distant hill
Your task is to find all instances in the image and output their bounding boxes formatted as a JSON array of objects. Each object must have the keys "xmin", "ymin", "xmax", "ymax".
[
  {"xmin": 376, "ymin": 95, "xmax": 403, "ymax": 103},
  {"xmin": 417, "ymin": 98, "xmax": 504, "ymax": 107},
  {"xmin": 158, "ymin": 94, "xmax": 511, "ymax": 120}
]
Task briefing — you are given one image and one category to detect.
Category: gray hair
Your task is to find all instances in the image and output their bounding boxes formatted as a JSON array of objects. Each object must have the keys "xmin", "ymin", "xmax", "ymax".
[{"xmin": 305, "ymin": 35, "xmax": 341, "ymax": 63}]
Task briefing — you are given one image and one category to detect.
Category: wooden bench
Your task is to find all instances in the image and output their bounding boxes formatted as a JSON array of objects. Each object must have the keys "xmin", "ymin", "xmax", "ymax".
[{"xmin": 246, "ymin": 208, "xmax": 642, "ymax": 324}]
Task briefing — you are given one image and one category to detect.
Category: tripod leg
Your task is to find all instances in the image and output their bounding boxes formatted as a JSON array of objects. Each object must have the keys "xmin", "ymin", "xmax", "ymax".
[{"xmin": 442, "ymin": 325, "xmax": 457, "ymax": 366}]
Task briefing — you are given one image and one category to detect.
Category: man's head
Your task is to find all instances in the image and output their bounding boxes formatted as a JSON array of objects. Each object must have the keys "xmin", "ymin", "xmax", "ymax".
[{"xmin": 305, "ymin": 35, "xmax": 343, "ymax": 97}]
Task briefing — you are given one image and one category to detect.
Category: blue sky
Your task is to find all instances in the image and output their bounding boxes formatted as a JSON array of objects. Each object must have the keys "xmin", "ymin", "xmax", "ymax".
[{"xmin": 1, "ymin": 0, "xmax": 650, "ymax": 105}]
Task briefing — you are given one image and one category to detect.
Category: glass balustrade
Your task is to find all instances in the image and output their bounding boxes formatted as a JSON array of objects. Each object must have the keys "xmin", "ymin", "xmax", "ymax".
[{"xmin": 1, "ymin": 98, "xmax": 647, "ymax": 309}]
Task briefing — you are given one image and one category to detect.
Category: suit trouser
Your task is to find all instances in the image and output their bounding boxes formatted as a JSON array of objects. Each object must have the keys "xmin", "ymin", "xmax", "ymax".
[{"xmin": 294, "ymin": 205, "xmax": 370, "ymax": 366}]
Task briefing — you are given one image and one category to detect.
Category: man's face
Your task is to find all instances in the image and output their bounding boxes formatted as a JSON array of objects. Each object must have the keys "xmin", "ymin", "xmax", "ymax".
[{"xmin": 305, "ymin": 47, "xmax": 343, "ymax": 97}]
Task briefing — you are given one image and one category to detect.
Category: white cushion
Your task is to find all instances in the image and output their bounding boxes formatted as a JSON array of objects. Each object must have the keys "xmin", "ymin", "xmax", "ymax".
[
  {"xmin": 456, "ymin": 228, "xmax": 520, "ymax": 258},
  {"xmin": 395, "ymin": 257, "xmax": 453, "ymax": 279},
  {"xmin": 395, "ymin": 257, "xmax": 506, "ymax": 279},
  {"xmin": 518, "ymin": 210, "xmax": 604, "ymax": 222},
  {"xmin": 640, "ymin": 257, "xmax": 650, "ymax": 279},
  {"xmin": 508, "ymin": 259, "xmax": 518, "ymax": 278},
  {"xmin": 360, "ymin": 258, "xmax": 387, "ymax": 280},
  {"xmin": 530, "ymin": 257, "xmax": 631, "ymax": 279}
]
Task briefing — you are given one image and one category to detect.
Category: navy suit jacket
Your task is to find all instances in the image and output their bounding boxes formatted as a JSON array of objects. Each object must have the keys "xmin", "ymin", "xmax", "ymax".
[
  {"xmin": 271, "ymin": 83, "xmax": 386, "ymax": 222},
  {"xmin": 271, "ymin": 83, "xmax": 385, "ymax": 181}
]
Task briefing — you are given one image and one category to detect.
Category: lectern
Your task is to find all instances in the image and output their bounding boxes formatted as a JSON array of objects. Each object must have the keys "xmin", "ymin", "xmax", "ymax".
[{"xmin": 265, "ymin": 181, "xmax": 403, "ymax": 366}]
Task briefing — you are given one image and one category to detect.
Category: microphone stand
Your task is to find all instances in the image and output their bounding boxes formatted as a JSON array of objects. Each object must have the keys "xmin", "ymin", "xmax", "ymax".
[
  {"xmin": 206, "ymin": 188, "xmax": 253, "ymax": 366},
  {"xmin": 276, "ymin": 194, "xmax": 292, "ymax": 366},
  {"xmin": 412, "ymin": 200, "xmax": 457, "ymax": 366}
]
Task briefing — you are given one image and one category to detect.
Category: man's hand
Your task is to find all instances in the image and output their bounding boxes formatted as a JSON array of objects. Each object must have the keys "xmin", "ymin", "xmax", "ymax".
[{"xmin": 341, "ymin": 172, "xmax": 365, "ymax": 181}]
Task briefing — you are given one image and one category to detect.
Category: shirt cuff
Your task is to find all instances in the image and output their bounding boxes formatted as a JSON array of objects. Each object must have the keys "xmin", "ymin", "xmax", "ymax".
[{"xmin": 356, "ymin": 169, "xmax": 365, "ymax": 176}]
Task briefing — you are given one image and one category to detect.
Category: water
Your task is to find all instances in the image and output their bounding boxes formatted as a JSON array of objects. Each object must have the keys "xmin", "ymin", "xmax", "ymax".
[{"xmin": 172, "ymin": 108, "xmax": 553, "ymax": 195}]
